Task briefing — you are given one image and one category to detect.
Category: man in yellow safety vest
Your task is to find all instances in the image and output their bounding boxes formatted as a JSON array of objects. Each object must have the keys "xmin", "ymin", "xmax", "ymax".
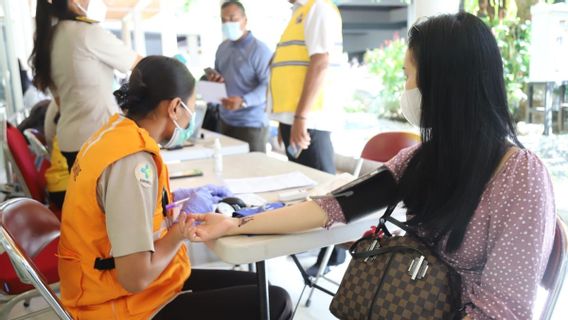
[{"xmin": 269, "ymin": 0, "xmax": 345, "ymax": 275}]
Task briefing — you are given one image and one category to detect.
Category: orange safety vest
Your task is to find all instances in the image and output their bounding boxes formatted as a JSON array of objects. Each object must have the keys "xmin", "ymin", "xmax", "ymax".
[{"xmin": 58, "ymin": 114, "xmax": 190, "ymax": 320}]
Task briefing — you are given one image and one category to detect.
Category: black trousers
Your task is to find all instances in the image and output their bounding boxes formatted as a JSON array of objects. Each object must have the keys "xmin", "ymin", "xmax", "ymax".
[
  {"xmin": 220, "ymin": 120, "xmax": 269, "ymax": 153},
  {"xmin": 61, "ymin": 151, "xmax": 79, "ymax": 173},
  {"xmin": 279, "ymin": 123, "xmax": 345, "ymax": 265},
  {"xmin": 153, "ymin": 269, "xmax": 293, "ymax": 320},
  {"xmin": 278, "ymin": 123, "xmax": 335, "ymax": 174},
  {"xmin": 48, "ymin": 191, "xmax": 65, "ymax": 210}
]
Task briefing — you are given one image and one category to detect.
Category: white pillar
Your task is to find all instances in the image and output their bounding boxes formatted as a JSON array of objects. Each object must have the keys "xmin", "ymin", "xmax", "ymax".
[
  {"xmin": 132, "ymin": 9, "xmax": 146, "ymax": 56},
  {"xmin": 0, "ymin": 0, "xmax": 24, "ymax": 120},
  {"xmin": 160, "ymin": 0, "xmax": 177, "ymax": 56},
  {"xmin": 13, "ymin": 0, "xmax": 34, "ymax": 68},
  {"xmin": 408, "ymin": 0, "xmax": 461, "ymax": 27},
  {"xmin": 121, "ymin": 16, "xmax": 133, "ymax": 50}
]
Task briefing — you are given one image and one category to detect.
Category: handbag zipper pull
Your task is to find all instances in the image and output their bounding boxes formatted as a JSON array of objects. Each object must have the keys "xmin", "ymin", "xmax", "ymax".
[
  {"xmin": 364, "ymin": 227, "xmax": 384, "ymax": 262},
  {"xmin": 408, "ymin": 255, "xmax": 429, "ymax": 280},
  {"xmin": 364, "ymin": 239, "xmax": 379, "ymax": 262}
]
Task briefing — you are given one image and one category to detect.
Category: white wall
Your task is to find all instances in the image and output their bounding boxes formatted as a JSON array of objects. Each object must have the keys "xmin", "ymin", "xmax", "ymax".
[
  {"xmin": 241, "ymin": 0, "xmax": 293, "ymax": 51},
  {"xmin": 529, "ymin": 3, "xmax": 568, "ymax": 82},
  {"xmin": 13, "ymin": 0, "xmax": 33, "ymax": 69},
  {"xmin": 341, "ymin": 9, "xmax": 391, "ymax": 22},
  {"xmin": 344, "ymin": 29, "xmax": 406, "ymax": 53},
  {"xmin": 340, "ymin": 3, "xmax": 408, "ymax": 54}
]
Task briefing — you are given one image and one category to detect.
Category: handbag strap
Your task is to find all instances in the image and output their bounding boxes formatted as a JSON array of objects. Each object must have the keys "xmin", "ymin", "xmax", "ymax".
[
  {"xmin": 375, "ymin": 204, "xmax": 417, "ymax": 237},
  {"xmin": 351, "ymin": 244, "xmax": 425, "ymax": 260},
  {"xmin": 374, "ymin": 204, "xmax": 439, "ymax": 246},
  {"xmin": 366, "ymin": 203, "xmax": 445, "ymax": 250}
]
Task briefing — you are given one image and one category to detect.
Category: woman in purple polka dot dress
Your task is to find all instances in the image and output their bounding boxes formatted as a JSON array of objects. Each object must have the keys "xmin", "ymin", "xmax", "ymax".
[{"xmin": 185, "ymin": 12, "xmax": 556, "ymax": 320}]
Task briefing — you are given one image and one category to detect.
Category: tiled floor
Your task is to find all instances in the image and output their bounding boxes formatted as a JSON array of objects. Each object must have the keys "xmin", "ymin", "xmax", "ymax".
[
  {"xmin": 4, "ymin": 249, "xmax": 567, "ymax": 320},
  {"xmin": 4, "ymin": 251, "xmax": 346, "ymax": 320}
]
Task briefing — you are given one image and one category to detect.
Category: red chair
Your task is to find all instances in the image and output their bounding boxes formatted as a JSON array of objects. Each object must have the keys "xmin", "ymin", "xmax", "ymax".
[
  {"xmin": 3, "ymin": 122, "xmax": 61, "ymax": 219},
  {"xmin": 21, "ymin": 128, "xmax": 64, "ymax": 218},
  {"xmin": 23, "ymin": 128, "xmax": 47, "ymax": 149},
  {"xmin": 4, "ymin": 122, "xmax": 49, "ymax": 203},
  {"xmin": 539, "ymin": 217, "xmax": 568, "ymax": 319},
  {"xmin": 353, "ymin": 131, "xmax": 421, "ymax": 177},
  {"xmin": 23, "ymin": 129, "xmax": 49, "ymax": 168},
  {"xmin": 1, "ymin": 123, "xmax": 62, "ymax": 317},
  {"xmin": 0, "ymin": 198, "xmax": 68, "ymax": 319}
]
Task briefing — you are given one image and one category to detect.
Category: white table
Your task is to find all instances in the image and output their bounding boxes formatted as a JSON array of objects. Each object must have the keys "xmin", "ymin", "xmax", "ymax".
[
  {"xmin": 160, "ymin": 129, "xmax": 249, "ymax": 164},
  {"xmin": 168, "ymin": 153, "xmax": 390, "ymax": 320},
  {"xmin": 168, "ymin": 151, "xmax": 333, "ymax": 190}
]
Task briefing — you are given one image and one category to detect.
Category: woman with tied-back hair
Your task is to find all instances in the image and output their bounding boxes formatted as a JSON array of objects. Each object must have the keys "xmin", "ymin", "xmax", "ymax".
[
  {"xmin": 59, "ymin": 56, "xmax": 293, "ymax": 320},
  {"xmin": 30, "ymin": 0, "xmax": 142, "ymax": 170}
]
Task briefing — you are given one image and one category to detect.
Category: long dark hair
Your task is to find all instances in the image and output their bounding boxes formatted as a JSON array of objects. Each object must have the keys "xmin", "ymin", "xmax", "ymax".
[
  {"xmin": 29, "ymin": 0, "xmax": 78, "ymax": 92},
  {"xmin": 398, "ymin": 12, "xmax": 523, "ymax": 252},
  {"xmin": 114, "ymin": 56, "xmax": 196, "ymax": 119}
]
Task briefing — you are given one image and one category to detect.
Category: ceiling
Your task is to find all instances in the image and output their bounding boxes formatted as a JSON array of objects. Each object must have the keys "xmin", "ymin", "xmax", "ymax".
[
  {"xmin": 105, "ymin": 0, "xmax": 160, "ymax": 20},
  {"xmin": 336, "ymin": 0, "xmax": 407, "ymax": 7},
  {"xmin": 25, "ymin": 0, "xmax": 160, "ymax": 20}
]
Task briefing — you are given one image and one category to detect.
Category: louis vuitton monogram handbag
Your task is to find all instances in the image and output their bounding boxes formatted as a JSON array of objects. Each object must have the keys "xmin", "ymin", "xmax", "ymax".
[{"xmin": 329, "ymin": 204, "xmax": 463, "ymax": 320}]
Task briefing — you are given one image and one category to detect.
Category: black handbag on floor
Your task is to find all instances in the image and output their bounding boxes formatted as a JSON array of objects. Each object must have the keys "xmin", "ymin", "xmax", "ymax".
[{"xmin": 329, "ymin": 204, "xmax": 463, "ymax": 320}]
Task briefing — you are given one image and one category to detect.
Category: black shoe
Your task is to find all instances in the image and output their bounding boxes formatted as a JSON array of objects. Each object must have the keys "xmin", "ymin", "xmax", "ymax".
[
  {"xmin": 306, "ymin": 263, "xmax": 331, "ymax": 277},
  {"xmin": 327, "ymin": 247, "xmax": 346, "ymax": 266}
]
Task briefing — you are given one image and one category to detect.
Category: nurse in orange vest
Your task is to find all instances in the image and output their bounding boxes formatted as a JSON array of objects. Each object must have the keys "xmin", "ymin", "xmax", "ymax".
[{"xmin": 58, "ymin": 55, "xmax": 292, "ymax": 320}]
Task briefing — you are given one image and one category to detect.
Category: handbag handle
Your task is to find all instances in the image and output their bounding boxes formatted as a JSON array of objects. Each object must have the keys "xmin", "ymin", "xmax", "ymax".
[
  {"xmin": 351, "ymin": 244, "xmax": 425, "ymax": 260},
  {"xmin": 376, "ymin": 204, "xmax": 440, "ymax": 250}
]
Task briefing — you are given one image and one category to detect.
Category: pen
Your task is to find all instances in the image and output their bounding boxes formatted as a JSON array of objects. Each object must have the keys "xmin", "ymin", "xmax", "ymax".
[{"xmin": 166, "ymin": 197, "xmax": 191, "ymax": 210}]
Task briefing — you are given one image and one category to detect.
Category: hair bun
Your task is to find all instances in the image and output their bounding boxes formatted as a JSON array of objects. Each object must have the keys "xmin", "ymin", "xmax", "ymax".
[{"xmin": 113, "ymin": 83, "xmax": 129, "ymax": 109}]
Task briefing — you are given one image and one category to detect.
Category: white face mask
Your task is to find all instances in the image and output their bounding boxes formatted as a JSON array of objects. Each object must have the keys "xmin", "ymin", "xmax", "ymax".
[
  {"xmin": 400, "ymin": 88, "xmax": 422, "ymax": 127},
  {"xmin": 76, "ymin": 0, "xmax": 107, "ymax": 22},
  {"xmin": 222, "ymin": 22, "xmax": 243, "ymax": 41}
]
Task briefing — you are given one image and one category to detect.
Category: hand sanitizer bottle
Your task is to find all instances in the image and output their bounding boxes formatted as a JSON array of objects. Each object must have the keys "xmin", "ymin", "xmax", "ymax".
[{"xmin": 213, "ymin": 138, "xmax": 223, "ymax": 175}]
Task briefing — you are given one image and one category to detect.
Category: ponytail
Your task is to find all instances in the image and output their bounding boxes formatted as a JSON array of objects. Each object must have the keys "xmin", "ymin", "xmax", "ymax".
[
  {"xmin": 114, "ymin": 56, "xmax": 196, "ymax": 119},
  {"xmin": 29, "ymin": 0, "xmax": 77, "ymax": 92}
]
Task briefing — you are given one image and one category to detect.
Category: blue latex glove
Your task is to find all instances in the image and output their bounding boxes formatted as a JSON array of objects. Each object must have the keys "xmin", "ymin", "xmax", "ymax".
[
  {"xmin": 200, "ymin": 184, "xmax": 232, "ymax": 202},
  {"xmin": 172, "ymin": 184, "xmax": 232, "ymax": 213}
]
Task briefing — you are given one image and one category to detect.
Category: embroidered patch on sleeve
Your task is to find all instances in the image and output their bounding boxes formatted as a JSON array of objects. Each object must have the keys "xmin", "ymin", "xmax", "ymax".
[{"xmin": 135, "ymin": 162, "xmax": 154, "ymax": 188}]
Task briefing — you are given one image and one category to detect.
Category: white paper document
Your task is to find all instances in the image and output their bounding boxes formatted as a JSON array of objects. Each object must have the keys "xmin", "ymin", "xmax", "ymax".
[
  {"xmin": 236, "ymin": 193, "xmax": 268, "ymax": 206},
  {"xmin": 224, "ymin": 171, "xmax": 317, "ymax": 194},
  {"xmin": 308, "ymin": 172, "xmax": 355, "ymax": 197},
  {"xmin": 196, "ymin": 81, "xmax": 227, "ymax": 104}
]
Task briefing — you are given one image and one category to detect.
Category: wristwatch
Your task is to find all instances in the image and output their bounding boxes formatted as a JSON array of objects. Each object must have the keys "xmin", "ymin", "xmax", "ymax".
[{"xmin": 241, "ymin": 98, "xmax": 247, "ymax": 108}]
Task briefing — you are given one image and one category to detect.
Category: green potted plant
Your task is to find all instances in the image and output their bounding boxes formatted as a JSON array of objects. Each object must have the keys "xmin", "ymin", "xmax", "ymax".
[
  {"xmin": 364, "ymin": 34, "xmax": 407, "ymax": 119},
  {"xmin": 463, "ymin": 0, "xmax": 532, "ymax": 119}
]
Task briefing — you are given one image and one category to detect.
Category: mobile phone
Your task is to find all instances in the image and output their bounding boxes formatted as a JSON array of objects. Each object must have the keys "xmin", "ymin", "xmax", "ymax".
[
  {"xmin": 287, "ymin": 144, "xmax": 302, "ymax": 159},
  {"xmin": 170, "ymin": 168, "xmax": 203, "ymax": 179},
  {"xmin": 204, "ymin": 67, "xmax": 220, "ymax": 78}
]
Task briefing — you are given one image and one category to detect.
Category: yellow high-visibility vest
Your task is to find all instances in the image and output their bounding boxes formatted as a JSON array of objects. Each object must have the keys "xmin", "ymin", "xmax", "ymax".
[
  {"xmin": 270, "ymin": 0, "xmax": 341, "ymax": 113},
  {"xmin": 45, "ymin": 138, "xmax": 69, "ymax": 193}
]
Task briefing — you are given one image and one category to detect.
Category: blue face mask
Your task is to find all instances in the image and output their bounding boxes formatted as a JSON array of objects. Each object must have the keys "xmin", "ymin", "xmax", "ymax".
[
  {"xmin": 222, "ymin": 22, "xmax": 243, "ymax": 41},
  {"xmin": 163, "ymin": 101, "xmax": 196, "ymax": 149}
]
